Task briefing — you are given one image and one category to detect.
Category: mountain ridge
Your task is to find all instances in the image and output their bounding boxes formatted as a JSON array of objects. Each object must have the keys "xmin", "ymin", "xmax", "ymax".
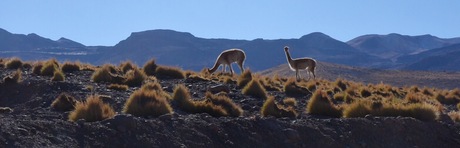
[{"xmin": 1, "ymin": 28, "xmax": 460, "ymax": 71}]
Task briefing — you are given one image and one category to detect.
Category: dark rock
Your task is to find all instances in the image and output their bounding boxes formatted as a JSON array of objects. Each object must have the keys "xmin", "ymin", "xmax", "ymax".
[{"xmin": 208, "ymin": 84, "xmax": 230, "ymax": 93}]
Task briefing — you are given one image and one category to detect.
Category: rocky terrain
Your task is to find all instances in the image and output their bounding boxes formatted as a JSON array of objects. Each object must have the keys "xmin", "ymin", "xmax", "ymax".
[{"xmin": 1, "ymin": 64, "xmax": 460, "ymax": 148}]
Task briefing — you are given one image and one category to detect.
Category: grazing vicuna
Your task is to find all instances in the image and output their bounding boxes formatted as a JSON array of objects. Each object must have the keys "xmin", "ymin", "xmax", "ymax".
[{"xmin": 208, "ymin": 49, "xmax": 246, "ymax": 75}]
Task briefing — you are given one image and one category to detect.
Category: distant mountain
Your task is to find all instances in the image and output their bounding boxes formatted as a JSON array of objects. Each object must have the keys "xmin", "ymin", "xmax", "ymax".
[
  {"xmin": 347, "ymin": 33, "xmax": 460, "ymax": 59},
  {"xmin": 400, "ymin": 43, "xmax": 460, "ymax": 71},
  {"xmin": 103, "ymin": 30, "xmax": 384, "ymax": 71},
  {"xmin": 0, "ymin": 28, "xmax": 84, "ymax": 51},
  {"xmin": 2, "ymin": 28, "xmax": 460, "ymax": 72}
]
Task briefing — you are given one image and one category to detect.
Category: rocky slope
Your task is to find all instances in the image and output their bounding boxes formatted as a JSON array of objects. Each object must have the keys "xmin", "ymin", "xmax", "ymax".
[{"xmin": 1, "ymin": 66, "xmax": 460, "ymax": 147}]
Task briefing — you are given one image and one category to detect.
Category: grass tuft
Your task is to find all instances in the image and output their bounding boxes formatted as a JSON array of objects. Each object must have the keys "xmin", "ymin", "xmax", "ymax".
[
  {"xmin": 124, "ymin": 68, "xmax": 147, "ymax": 87},
  {"xmin": 155, "ymin": 66, "xmax": 185, "ymax": 79},
  {"xmin": 5, "ymin": 57, "xmax": 23, "ymax": 69},
  {"xmin": 172, "ymin": 85, "xmax": 227, "ymax": 117},
  {"xmin": 68, "ymin": 95, "xmax": 116, "ymax": 122},
  {"xmin": 261, "ymin": 96, "xmax": 298, "ymax": 118},
  {"xmin": 237, "ymin": 69, "xmax": 252, "ymax": 88},
  {"xmin": 107, "ymin": 84, "xmax": 129, "ymax": 91},
  {"xmin": 3, "ymin": 69, "xmax": 22, "ymax": 84},
  {"xmin": 123, "ymin": 89, "xmax": 173, "ymax": 117},
  {"xmin": 306, "ymin": 90, "xmax": 342, "ymax": 117},
  {"xmin": 242, "ymin": 78, "xmax": 268, "ymax": 99},
  {"xmin": 142, "ymin": 59, "xmax": 158, "ymax": 76},
  {"xmin": 283, "ymin": 97, "xmax": 297, "ymax": 107},
  {"xmin": 283, "ymin": 78, "xmax": 309, "ymax": 96},
  {"xmin": 41, "ymin": 59, "xmax": 60, "ymax": 76},
  {"xmin": 51, "ymin": 70, "xmax": 65, "ymax": 81},
  {"xmin": 51, "ymin": 93, "xmax": 78, "ymax": 111},
  {"xmin": 61, "ymin": 62, "xmax": 81, "ymax": 73},
  {"xmin": 204, "ymin": 92, "xmax": 243, "ymax": 117}
]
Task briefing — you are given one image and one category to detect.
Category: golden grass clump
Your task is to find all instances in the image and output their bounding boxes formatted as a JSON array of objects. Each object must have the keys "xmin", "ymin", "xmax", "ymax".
[
  {"xmin": 5, "ymin": 57, "xmax": 23, "ymax": 69},
  {"xmin": 258, "ymin": 76, "xmax": 281, "ymax": 91},
  {"xmin": 123, "ymin": 89, "xmax": 173, "ymax": 117},
  {"xmin": 40, "ymin": 59, "xmax": 60, "ymax": 76},
  {"xmin": 360, "ymin": 87, "xmax": 372, "ymax": 98},
  {"xmin": 283, "ymin": 78, "xmax": 309, "ymax": 96},
  {"xmin": 283, "ymin": 97, "xmax": 297, "ymax": 107},
  {"xmin": 51, "ymin": 93, "xmax": 78, "ymax": 111},
  {"xmin": 155, "ymin": 66, "xmax": 185, "ymax": 79},
  {"xmin": 448, "ymin": 111, "xmax": 460, "ymax": 122},
  {"xmin": 119, "ymin": 61, "xmax": 135, "ymax": 73},
  {"xmin": 237, "ymin": 69, "xmax": 252, "ymax": 88},
  {"xmin": 142, "ymin": 59, "xmax": 158, "ymax": 76},
  {"xmin": 91, "ymin": 64, "xmax": 123, "ymax": 83},
  {"xmin": 61, "ymin": 61, "xmax": 81, "ymax": 73},
  {"xmin": 343, "ymin": 100, "xmax": 372, "ymax": 118},
  {"xmin": 68, "ymin": 95, "xmax": 116, "ymax": 122},
  {"xmin": 141, "ymin": 82, "xmax": 172, "ymax": 100},
  {"xmin": 107, "ymin": 84, "xmax": 129, "ymax": 91},
  {"xmin": 261, "ymin": 96, "xmax": 298, "ymax": 118},
  {"xmin": 32, "ymin": 62, "xmax": 44, "ymax": 75},
  {"xmin": 3, "ymin": 69, "xmax": 22, "ymax": 84},
  {"xmin": 306, "ymin": 90, "xmax": 342, "ymax": 117},
  {"xmin": 343, "ymin": 99, "xmax": 439, "ymax": 121},
  {"xmin": 204, "ymin": 92, "xmax": 243, "ymax": 117},
  {"xmin": 124, "ymin": 68, "xmax": 147, "ymax": 87},
  {"xmin": 172, "ymin": 85, "xmax": 227, "ymax": 117},
  {"xmin": 434, "ymin": 92, "xmax": 459, "ymax": 105},
  {"xmin": 242, "ymin": 78, "xmax": 268, "ymax": 99},
  {"xmin": 334, "ymin": 79, "xmax": 348, "ymax": 91},
  {"xmin": 51, "ymin": 70, "xmax": 65, "ymax": 81}
]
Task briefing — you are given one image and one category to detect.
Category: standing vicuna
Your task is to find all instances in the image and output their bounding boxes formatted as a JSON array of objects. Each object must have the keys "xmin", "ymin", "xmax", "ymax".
[
  {"xmin": 208, "ymin": 48, "xmax": 246, "ymax": 75},
  {"xmin": 284, "ymin": 46, "xmax": 317, "ymax": 81}
]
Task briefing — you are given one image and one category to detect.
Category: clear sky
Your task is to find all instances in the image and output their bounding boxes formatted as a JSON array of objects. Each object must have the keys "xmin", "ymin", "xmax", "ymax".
[{"xmin": 1, "ymin": 0, "xmax": 459, "ymax": 46}]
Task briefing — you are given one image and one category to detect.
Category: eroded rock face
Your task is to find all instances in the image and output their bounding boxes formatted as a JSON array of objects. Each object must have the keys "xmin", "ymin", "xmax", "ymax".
[{"xmin": 0, "ymin": 67, "xmax": 459, "ymax": 147}]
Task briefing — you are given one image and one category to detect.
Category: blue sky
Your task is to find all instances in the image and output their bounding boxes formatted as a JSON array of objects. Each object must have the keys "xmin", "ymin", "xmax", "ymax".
[{"xmin": 1, "ymin": 1, "xmax": 459, "ymax": 46}]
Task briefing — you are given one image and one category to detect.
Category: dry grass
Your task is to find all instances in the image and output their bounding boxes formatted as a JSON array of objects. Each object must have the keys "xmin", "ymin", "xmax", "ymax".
[
  {"xmin": 204, "ymin": 92, "xmax": 243, "ymax": 117},
  {"xmin": 283, "ymin": 78, "xmax": 309, "ymax": 96},
  {"xmin": 51, "ymin": 93, "xmax": 78, "ymax": 111},
  {"xmin": 5, "ymin": 57, "xmax": 23, "ymax": 69},
  {"xmin": 41, "ymin": 59, "xmax": 60, "ymax": 76},
  {"xmin": 124, "ymin": 68, "xmax": 147, "ymax": 87},
  {"xmin": 448, "ymin": 111, "xmax": 460, "ymax": 122},
  {"xmin": 242, "ymin": 78, "xmax": 268, "ymax": 99},
  {"xmin": 107, "ymin": 84, "xmax": 129, "ymax": 91},
  {"xmin": 237, "ymin": 69, "xmax": 252, "ymax": 88},
  {"xmin": 142, "ymin": 59, "xmax": 158, "ymax": 76},
  {"xmin": 155, "ymin": 66, "xmax": 185, "ymax": 79},
  {"xmin": 283, "ymin": 97, "xmax": 297, "ymax": 107},
  {"xmin": 51, "ymin": 70, "xmax": 65, "ymax": 81},
  {"xmin": 68, "ymin": 95, "xmax": 116, "ymax": 122},
  {"xmin": 261, "ymin": 96, "xmax": 298, "ymax": 118},
  {"xmin": 306, "ymin": 90, "xmax": 342, "ymax": 117},
  {"xmin": 61, "ymin": 61, "xmax": 81, "ymax": 73},
  {"xmin": 120, "ymin": 61, "xmax": 135, "ymax": 73},
  {"xmin": 343, "ymin": 99, "xmax": 439, "ymax": 121},
  {"xmin": 172, "ymin": 85, "xmax": 227, "ymax": 117},
  {"xmin": 342, "ymin": 100, "xmax": 372, "ymax": 118},
  {"xmin": 141, "ymin": 82, "xmax": 172, "ymax": 100},
  {"xmin": 3, "ymin": 69, "xmax": 22, "ymax": 84},
  {"xmin": 123, "ymin": 89, "xmax": 173, "ymax": 117},
  {"xmin": 91, "ymin": 64, "xmax": 124, "ymax": 84}
]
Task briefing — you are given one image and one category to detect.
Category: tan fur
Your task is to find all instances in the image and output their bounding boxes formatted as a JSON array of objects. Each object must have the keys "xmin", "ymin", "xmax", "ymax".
[
  {"xmin": 284, "ymin": 46, "xmax": 316, "ymax": 81},
  {"xmin": 208, "ymin": 49, "xmax": 246, "ymax": 75}
]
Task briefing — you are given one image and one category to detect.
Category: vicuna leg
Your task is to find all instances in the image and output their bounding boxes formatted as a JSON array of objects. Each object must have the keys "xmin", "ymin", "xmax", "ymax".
[
  {"xmin": 237, "ymin": 62, "xmax": 244, "ymax": 73},
  {"xmin": 229, "ymin": 64, "xmax": 234, "ymax": 75}
]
